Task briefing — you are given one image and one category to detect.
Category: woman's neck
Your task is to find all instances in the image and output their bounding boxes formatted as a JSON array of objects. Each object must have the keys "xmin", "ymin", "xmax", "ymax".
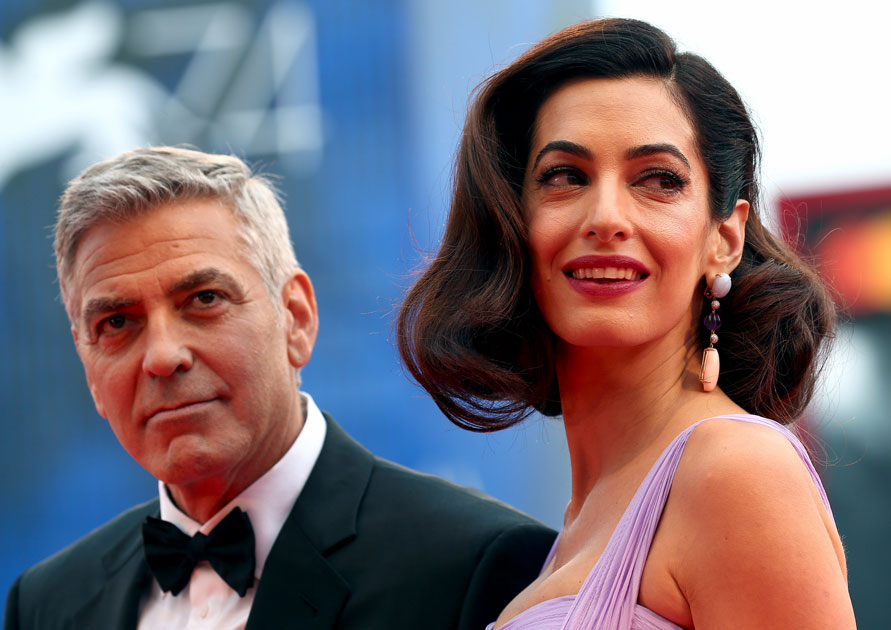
[{"xmin": 556, "ymin": 332, "xmax": 739, "ymax": 523}]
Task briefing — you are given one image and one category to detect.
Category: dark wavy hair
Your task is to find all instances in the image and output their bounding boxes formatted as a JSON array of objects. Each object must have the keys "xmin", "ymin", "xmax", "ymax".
[{"xmin": 397, "ymin": 18, "xmax": 836, "ymax": 431}]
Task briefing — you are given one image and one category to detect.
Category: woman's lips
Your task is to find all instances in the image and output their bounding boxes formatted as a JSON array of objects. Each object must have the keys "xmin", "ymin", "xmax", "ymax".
[{"xmin": 561, "ymin": 255, "xmax": 649, "ymax": 297}]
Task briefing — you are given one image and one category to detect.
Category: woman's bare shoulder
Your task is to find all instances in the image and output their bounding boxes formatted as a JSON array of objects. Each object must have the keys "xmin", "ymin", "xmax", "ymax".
[
  {"xmin": 661, "ymin": 417, "xmax": 854, "ymax": 629},
  {"xmin": 670, "ymin": 417, "xmax": 829, "ymax": 550},
  {"xmin": 679, "ymin": 416, "xmax": 807, "ymax": 482}
]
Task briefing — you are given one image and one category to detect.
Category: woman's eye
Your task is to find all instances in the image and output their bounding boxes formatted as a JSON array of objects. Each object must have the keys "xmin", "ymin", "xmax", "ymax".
[
  {"xmin": 636, "ymin": 171, "xmax": 686, "ymax": 193},
  {"xmin": 537, "ymin": 167, "xmax": 586, "ymax": 187}
]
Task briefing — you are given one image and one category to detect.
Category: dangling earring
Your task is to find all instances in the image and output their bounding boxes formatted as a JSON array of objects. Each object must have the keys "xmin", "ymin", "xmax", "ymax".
[{"xmin": 700, "ymin": 273, "xmax": 731, "ymax": 392}]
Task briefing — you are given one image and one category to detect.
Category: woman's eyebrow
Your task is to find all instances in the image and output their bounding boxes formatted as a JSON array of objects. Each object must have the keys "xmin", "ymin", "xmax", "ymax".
[
  {"xmin": 625, "ymin": 143, "xmax": 690, "ymax": 168},
  {"xmin": 532, "ymin": 140, "xmax": 592, "ymax": 169}
]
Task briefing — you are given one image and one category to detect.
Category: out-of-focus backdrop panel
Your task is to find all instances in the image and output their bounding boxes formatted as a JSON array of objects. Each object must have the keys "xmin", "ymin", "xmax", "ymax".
[
  {"xmin": 0, "ymin": 0, "xmax": 588, "ymax": 601},
  {"xmin": 779, "ymin": 185, "xmax": 891, "ymax": 628}
]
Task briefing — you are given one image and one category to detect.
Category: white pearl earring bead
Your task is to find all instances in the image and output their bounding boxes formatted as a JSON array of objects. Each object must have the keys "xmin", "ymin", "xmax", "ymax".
[{"xmin": 711, "ymin": 273, "xmax": 731, "ymax": 298}]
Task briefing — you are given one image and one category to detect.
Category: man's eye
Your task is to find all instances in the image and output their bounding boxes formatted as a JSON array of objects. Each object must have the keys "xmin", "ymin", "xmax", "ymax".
[
  {"xmin": 106, "ymin": 314, "xmax": 127, "ymax": 329},
  {"xmin": 194, "ymin": 290, "xmax": 220, "ymax": 306},
  {"xmin": 94, "ymin": 314, "xmax": 129, "ymax": 339}
]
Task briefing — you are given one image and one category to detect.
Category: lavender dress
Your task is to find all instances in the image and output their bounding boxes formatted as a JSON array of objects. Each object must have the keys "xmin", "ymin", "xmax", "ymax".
[{"xmin": 488, "ymin": 414, "xmax": 833, "ymax": 630}]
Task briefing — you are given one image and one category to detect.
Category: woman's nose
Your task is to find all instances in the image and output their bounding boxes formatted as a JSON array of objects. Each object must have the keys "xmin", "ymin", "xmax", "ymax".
[{"xmin": 582, "ymin": 183, "xmax": 633, "ymax": 243}]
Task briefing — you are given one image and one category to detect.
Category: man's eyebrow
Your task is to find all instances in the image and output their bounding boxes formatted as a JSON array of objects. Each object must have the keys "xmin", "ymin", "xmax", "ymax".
[
  {"xmin": 532, "ymin": 140, "xmax": 593, "ymax": 170},
  {"xmin": 81, "ymin": 297, "xmax": 138, "ymax": 328},
  {"xmin": 625, "ymin": 143, "xmax": 690, "ymax": 168},
  {"xmin": 168, "ymin": 268, "xmax": 243, "ymax": 296}
]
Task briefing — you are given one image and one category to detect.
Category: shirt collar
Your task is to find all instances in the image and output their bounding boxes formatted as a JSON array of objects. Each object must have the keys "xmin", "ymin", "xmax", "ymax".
[{"xmin": 157, "ymin": 392, "xmax": 327, "ymax": 578}]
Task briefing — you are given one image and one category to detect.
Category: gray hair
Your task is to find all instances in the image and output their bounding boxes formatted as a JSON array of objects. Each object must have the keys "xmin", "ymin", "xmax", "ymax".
[{"xmin": 55, "ymin": 146, "xmax": 299, "ymax": 319}]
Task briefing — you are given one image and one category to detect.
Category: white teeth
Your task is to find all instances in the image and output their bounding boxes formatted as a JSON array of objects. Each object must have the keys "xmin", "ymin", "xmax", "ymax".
[{"xmin": 571, "ymin": 267, "xmax": 642, "ymax": 281}]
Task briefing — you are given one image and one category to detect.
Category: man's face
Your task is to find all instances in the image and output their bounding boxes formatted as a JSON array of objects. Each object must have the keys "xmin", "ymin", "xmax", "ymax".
[{"xmin": 67, "ymin": 198, "xmax": 317, "ymax": 497}]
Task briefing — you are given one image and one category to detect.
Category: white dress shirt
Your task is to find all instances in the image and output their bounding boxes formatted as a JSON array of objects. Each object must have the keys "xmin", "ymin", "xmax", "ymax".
[{"xmin": 138, "ymin": 393, "xmax": 327, "ymax": 630}]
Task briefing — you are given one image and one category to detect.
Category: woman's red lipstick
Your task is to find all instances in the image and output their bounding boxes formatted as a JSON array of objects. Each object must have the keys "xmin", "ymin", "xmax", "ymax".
[{"xmin": 561, "ymin": 255, "xmax": 650, "ymax": 298}]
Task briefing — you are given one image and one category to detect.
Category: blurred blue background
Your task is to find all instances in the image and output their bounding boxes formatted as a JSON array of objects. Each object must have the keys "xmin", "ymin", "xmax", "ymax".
[{"xmin": 1, "ymin": 1, "xmax": 888, "ymax": 627}]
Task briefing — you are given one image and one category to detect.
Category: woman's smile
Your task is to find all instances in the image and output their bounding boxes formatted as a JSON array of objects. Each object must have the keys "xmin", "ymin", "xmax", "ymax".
[{"xmin": 561, "ymin": 254, "xmax": 650, "ymax": 297}]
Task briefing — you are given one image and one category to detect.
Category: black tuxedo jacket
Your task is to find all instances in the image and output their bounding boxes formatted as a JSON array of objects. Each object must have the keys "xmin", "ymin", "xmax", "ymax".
[{"xmin": 5, "ymin": 414, "xmax": 556, "ymax": 629}]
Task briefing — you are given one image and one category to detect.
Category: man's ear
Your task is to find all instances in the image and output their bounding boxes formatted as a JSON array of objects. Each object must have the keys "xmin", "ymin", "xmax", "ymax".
[
  {"xmin": 71, "ymin": 325, "xmax": 108, "ymax": 419},
  {"xmin": 707, "ymin": 199, "xmax": 749, "ymax": 274},
  {"xmin": 281, "ymin": 269, "xmax": 319, "ymax": 369}
]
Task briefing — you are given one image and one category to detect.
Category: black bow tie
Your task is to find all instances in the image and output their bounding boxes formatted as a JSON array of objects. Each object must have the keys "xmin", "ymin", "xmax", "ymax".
[{"xmin": 142, "ymin": 507, "xmax": 256, "ymax": 597}]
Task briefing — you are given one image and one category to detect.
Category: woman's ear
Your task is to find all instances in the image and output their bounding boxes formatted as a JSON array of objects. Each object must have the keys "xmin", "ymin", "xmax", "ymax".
[
  {"xmin": 708, "ymin": 199, "xmax": 749, "ymax": 273},
  {"xmin": 280, "ymin": 270, "xmax": 319, "ymax": 369}
]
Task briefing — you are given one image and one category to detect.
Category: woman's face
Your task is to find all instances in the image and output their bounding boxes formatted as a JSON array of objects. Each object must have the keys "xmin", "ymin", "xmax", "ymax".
[{"xmin": 522, "ymin": 76, "xmax": 720, "ymax": 351}]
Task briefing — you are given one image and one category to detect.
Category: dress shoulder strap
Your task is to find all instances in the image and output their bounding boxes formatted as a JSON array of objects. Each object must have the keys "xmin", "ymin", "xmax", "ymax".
[{"xmin": 561, "ymin": 414, "xmax": 829, "ymax": 630}]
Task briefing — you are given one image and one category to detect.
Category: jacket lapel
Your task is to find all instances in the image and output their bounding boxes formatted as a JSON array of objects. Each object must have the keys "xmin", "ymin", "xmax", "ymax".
[
  {"xmin": 246, "ymin": 413, "xmax": 374, "ymax": 629},
  {"xmin": 71, "ymin": 504, "xmax": 156, "ymax": 629}
]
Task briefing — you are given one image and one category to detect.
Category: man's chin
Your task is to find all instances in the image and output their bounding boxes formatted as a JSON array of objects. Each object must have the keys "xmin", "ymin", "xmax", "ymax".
[{"xmin": 147, "ymin": 437, "xmax": 237, "ymax": 489}]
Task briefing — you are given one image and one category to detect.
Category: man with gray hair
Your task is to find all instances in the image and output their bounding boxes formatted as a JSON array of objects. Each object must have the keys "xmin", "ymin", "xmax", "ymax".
[{"xmin": 4, "ymin": 147, "xmax": 554, "ymax": 629}]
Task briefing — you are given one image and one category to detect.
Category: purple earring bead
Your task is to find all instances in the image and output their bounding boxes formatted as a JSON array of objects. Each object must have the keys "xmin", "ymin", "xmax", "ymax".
[
  {"xmin": 711, "ymin": 273, "xmax": 731, "ymax": 298},
  {"xmin": 704, "ymin": 312, "xmax": 721, "ymax": 331}
]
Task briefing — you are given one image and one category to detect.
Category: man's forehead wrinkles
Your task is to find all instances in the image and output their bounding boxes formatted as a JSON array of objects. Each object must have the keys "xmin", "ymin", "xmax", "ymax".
[
  {"xmin": 74, "ymin": 230, "xmax": 223, "ymax": 268},
  {"xmin": 78, "ymin": 248, "xmax": 226, "ymax": 296},
  {"xmin": 82, "ymin": 252, "xmax": 160, "ymax": 282},
  {"xmin": 87, "ymin": 228, "xmax": 214, "ymax": 258}
]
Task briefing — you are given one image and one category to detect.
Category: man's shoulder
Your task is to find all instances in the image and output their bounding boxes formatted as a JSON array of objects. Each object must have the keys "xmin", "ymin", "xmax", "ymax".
[
  {"xmin": 367, "ymin": 455, "xmax": 548, "ymax": 536},
  {"xmin": 15, "ymin": 499, "xmax": 156, "ymax": 595},
  {"xmin": 321, "ymin": 411, "xmax": 548, "ymax": 532},
  {"xmin": 341, "ymin": 454, "xmax": 556, "ymax": 629}
]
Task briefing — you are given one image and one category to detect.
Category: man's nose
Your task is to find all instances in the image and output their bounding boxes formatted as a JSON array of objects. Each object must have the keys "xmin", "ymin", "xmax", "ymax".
[
  {"xmin": 141, "ymin": 316, "xmax": 193, "ymax": 377},
  {"xmin": 582, "ymin": 183, "xmax": 633, "ymax": 243}
]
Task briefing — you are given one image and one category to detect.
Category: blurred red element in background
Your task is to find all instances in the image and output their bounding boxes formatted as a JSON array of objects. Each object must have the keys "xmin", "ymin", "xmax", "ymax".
[{"xmin": 778, "ymin": 184, "xmax": 891, "ymax": 316}]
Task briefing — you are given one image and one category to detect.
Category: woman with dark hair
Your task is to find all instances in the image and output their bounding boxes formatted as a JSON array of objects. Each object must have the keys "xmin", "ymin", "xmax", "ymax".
[{"xmin": 397, "ymin": 18, "xmax": 855, "ymax": 630}]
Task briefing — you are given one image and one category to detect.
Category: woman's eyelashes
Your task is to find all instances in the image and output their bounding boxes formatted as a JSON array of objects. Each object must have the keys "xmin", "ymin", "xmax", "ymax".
[
  {"xmin": 633, "ymin": 168, "xmax": 690, "ymax": 194},
  {"xmin": 535, "ymin": 165, "xmax": 587, "ymax": 187},
  {"xmin": 534, "ymin": 163, "xmax": 689, "ymax": 194}
]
